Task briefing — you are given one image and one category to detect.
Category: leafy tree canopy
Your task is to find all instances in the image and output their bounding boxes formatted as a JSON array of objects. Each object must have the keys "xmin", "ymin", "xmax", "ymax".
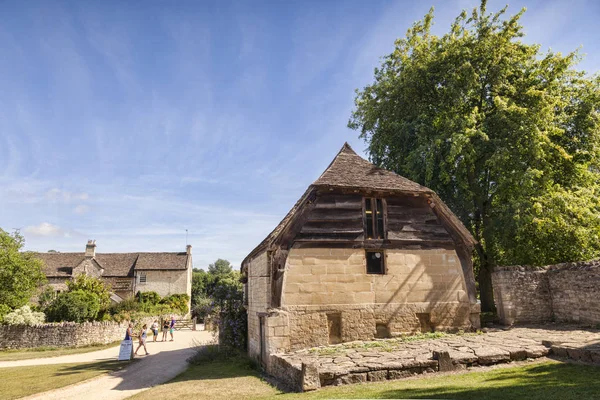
[
  {"xmin": 349, "ymin": 0, "xmax": 600, "ymax": 311},
  {"xmin": 208, "ymin": 259, "xmax": 233, "ymax": 275},
  {"xmin": 0, "ymin": 229, "xmax": 46, "ymax": 310}
]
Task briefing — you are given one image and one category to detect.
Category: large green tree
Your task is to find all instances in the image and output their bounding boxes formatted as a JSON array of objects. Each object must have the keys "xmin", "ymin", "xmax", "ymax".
[
  {"xmin": 349, "ymin": 1, "xmax": 600, "ymax": 311},
  {"xmin": 208, "ymin": 258, "xmax": 233, "ymax": 275},
  {"xmin": 0, "ymin": 229, "xmax": 46, "ymax": 312}
]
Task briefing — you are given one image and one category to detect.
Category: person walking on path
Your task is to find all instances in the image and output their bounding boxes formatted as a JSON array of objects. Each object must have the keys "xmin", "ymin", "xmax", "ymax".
[
  {"xmin": 169, "ymin": 316, "xmax": 176, "ymax": 341},
  {"xmin": 134, "ymin": 324, "xmax": 150, "ymax": 356},
  {"xmin": 151, "ymin": 320, "xmax": 159, "ymax": 342},
  {"xmin": 161, "ymin": 319, "xmax": 169, "ymax": 342}
]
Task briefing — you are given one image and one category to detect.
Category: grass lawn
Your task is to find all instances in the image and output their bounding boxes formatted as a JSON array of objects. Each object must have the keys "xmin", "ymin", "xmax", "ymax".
[
  {"xmin": 1, "ymin": 360, "xmax": 131, "ymax": 400},
  {"xmin": 129, "ymin": 358, "xmax": 600, "ymax": 400},
  {"xmin": 0, "ymin": 341, "xmax": 121, "ymax": 361}
]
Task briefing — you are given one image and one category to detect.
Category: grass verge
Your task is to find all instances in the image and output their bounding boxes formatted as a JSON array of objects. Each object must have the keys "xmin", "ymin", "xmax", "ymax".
[
  {"xmin": 0, "ymin": 341, "xmax": 122, "ymax": 361},
  {"xmin": 129, "ymin": 358, "xmax": 600, "ymax": 400},
  {"xmin": 0, "ymin": 359, "xmax": 131, "ymax": 399}
]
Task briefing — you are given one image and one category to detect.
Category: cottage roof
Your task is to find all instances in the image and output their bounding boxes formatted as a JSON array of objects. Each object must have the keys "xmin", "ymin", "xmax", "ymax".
[
  {"xmin": 36, "ymin": 251, "xmax": 189, "ymax": 278},
  {"xmin": 94, "ymin": 253, "xmax": 139, "ymax": 276},
  {"xmin": 134, "ymin": 252, "xmax": 189, "ymax": 270},
  {"xmin": 36, "ymin": 252, "xmax": 85, "ymax": 277},
  {"xmin": 242, "ymin": 143, "xmax": 476, "ymax": 267}
]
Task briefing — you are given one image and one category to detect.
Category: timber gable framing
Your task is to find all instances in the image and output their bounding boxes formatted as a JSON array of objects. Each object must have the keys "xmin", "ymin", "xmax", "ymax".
[{"xmin": 242, "ymin": 143, "xmax": 479, "ymax": 309}]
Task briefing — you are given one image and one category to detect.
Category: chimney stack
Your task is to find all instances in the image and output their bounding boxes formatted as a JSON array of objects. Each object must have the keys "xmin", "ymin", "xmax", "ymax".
[
  {"xmin": 85, "ymin": 240, "xmax": 96, "ymax": 258},
  {"xmin": 186, "ymin": 244, "xmax": 192, "ymax": 255}
]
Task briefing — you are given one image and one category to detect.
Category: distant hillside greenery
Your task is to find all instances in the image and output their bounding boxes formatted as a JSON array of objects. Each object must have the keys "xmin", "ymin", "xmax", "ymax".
[{"xmin": 350, "ymin": 0, "xmax": 600, "ymax": 311}]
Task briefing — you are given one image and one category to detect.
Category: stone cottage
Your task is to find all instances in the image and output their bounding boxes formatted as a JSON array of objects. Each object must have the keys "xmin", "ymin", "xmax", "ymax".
[
  {"xmin": 36, "ymin": 241, "xmax": 192, "ymax": 308},
  {"xmin": 241, "ymin": 143, "xmax": 480, "ymax": 367}
]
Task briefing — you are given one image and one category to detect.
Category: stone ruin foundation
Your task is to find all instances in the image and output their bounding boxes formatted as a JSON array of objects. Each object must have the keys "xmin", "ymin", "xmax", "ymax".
[{"xmin": 267, "ymin": 326, "xmax": 600, "ymax": 392}]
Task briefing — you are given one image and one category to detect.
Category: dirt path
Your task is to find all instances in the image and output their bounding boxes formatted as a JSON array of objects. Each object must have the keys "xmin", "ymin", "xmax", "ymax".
[{"xmin": 21, "ymin": 328, "xmax": 213, "ymax": 400}]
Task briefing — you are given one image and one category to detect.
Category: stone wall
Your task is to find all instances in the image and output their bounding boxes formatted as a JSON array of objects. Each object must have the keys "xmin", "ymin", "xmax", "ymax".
[
  {"xmin": 282, "ymin": 248, "xmax": 470, "ymax": 307},
  {"xmin": 492, "ymin": 266, "xmax": 553, "ymax": 325},
  {"xmin": 282, "ymin": 303, "xmax": 472, "ymax": 352},
  {"xmin": 493, "ymin": 261, "xmax": 600, "ymax": 325},
  {"xmin": 274, "ymin": 248, "xmax": 476, "ymax": 352},
  {"xmin": 0, "ymin": 321, "xmax": 126, "ymax": 350},
  {"xmin": 0, "ymin": 315, "xmax": 180, "ymax": 349},
  {"xmin": 246, "ymin": 251, "xmax": 271, "ymax": 361}
]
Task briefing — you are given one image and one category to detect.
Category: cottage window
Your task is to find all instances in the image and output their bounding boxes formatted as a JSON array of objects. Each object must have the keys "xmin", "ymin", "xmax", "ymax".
[
  {"xmin": 139, "ymin": 273, "xmax": 147, "ymax": 284},
  {"xmin": 366, "ymin": 250, "xmax": 385, "ymax": 274},
  {"xmin": 364, "ymin": 198, "xmax": 385, "ymax": 239}
]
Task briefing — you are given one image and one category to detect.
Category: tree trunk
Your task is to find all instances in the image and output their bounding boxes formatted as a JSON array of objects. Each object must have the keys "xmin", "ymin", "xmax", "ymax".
[{"xmin": 478, "ymin": 261, "xmax": 495, "ymax": 312}]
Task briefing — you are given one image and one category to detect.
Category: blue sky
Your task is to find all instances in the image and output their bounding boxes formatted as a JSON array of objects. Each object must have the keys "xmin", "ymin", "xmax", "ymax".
[{"xmin": 1, "ymin": 0, "xmax": 598, "ymax": 269}]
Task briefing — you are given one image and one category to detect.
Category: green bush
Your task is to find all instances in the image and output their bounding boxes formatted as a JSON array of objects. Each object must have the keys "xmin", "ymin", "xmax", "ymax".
[
  {"xmin": 160, "ymin": 293, "xmax": 189, "ymax": 315},
  {"xmin": 108, "ymin": 297, "xmax": 140, "ymax": 314},
  {"xmin": 107, "ymin": 295, "xmax": 184, "ymax": 323},
  {"xmin": 46, "ymin": 290, "xmax": 100, "ymax": 322},
  {"xmin": 112, "ymin": 294, "xmax": 188, "ymax": 315},
  {"xmin": 37, "ymin": 286, "xmax": 56, "ymax": 310},
  {"xmin": 66, "ymin": 275, "xmax": 111, "ymax": 311},
  {"xmin": 135, "ymin": 291, "xmax": 161, "ymax": 305},
  {"xmin": 192, "ymin": 295, "xmax": 212, "ymax": 321}
]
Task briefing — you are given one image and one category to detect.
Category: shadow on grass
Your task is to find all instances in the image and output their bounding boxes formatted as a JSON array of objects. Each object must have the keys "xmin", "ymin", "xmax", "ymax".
[
  {"xmin": 53, "ymin": 359, "xmax": 135, "ymax": 376},
  {"xmin": 378, "ymin": 362, "xmax": 600, "ymax": 400}
]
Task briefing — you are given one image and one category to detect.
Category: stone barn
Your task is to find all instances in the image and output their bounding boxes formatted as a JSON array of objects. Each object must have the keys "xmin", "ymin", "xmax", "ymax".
[{"xmin": 241, "ymin": 143, "xmax": 480, "ymax": 367}]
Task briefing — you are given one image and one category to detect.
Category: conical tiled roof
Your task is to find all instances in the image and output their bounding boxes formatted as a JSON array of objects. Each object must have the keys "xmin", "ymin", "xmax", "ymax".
[
  {"xmin": 313, "ymin": 143, "xmax": 431, "ymax": 193},
  {"xmin": 241, "ymin": 143, "xmax": 475, "ymax": 267}
]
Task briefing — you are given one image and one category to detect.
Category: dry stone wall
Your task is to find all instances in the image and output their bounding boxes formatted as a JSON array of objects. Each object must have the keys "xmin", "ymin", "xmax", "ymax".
[
  {"xmin": 548, "ymin": 263, "xmax": 600, "ymax": 324},
  {"xmin": 0, "ymin": 315, "xmax": 179, "ymax": 349},
  {"xmin": 493, "ymin": 261, "xmax": 600, "ymax": 326},
  {"xmin": 0, "ymin": 321, "xmax": 125, "ymax": 349}
]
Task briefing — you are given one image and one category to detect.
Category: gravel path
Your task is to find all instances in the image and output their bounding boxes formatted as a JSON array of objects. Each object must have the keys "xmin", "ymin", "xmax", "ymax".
[{"xmin": 20, "ymin": 328, "xmax": 213, "ymax": 400}]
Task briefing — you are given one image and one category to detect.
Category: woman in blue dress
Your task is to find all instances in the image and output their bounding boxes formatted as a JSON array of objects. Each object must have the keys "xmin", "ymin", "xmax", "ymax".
[{"xmin": 125, "ymin": 323, "xmax": 134, "ymax": 341}]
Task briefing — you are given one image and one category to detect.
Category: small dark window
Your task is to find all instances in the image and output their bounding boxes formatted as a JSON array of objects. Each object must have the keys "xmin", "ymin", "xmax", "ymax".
[
  {"xmin": 366, "ymin": 250, "xmax": 385, "ymax": 274},
  {"xmin": 139, "ymin": 273, "xmax": 147, "ymax": 284},
  {"xmin": 375, "ymin": 323, "xmax": 391, "ymax": 338},
  {"xmin": 327, "ymin": 313, "xmax": 342, "ymax": 344},
  {"xmin": 365, "ymin": 199, "xmax": 374, "ymax": 238},
  {"xmin": 364, "ymin": 198, "xmax": 385, "ymax": 239}
]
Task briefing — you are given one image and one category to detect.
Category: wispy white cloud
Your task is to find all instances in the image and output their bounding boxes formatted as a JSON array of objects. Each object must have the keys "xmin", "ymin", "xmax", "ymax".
[
  {"xmin": 24, "ymin": 222, "xmax": 64, "ymax": 237},
  {"xmin": 73, "ymin": 205, "xmax": 90, "ymax": 215},
  {"xmin": 47, "ymin": 188, "xmax": 89, "ymax": 202}
]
